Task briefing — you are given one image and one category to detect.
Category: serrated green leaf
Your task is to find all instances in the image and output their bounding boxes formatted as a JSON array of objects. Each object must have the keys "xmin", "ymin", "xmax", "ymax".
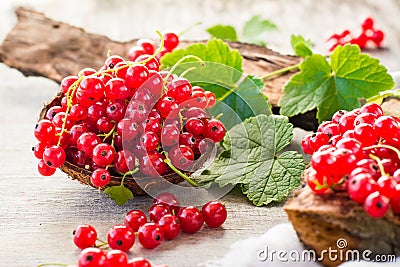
[
  {"xmin": 242, "ymin": 15, "xmax": 277, "ymax": 46},
  {"xmin": 104, "ymin": 185, "xmax": 133, "ymax": 205},
  {"xmin": 161, "ymin": 41, "xmax": 270, "ymax": 129},
  {"xmin": 161, "ymin": 39, "xmax": 242, "ymax": 71},
  {"xmin": 206, "ymin": 25, "xmax": 238, "ymax": 41},
  {"xmin": 291, "ymin": 34, "xmax": 313, "ymax": 58},
  {"xmin": 194, "ymin": 114, "xmax": 305, "ymax": 206},
  {"xmin": 279, "ymin": 44, "xmax": 395, "ymax": 122}
]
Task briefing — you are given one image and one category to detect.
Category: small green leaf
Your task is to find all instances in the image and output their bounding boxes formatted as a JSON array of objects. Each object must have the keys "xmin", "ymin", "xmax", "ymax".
[
  {"xmin": 291, "ymin": 34, "xmax": 313, "ymax": 58},
  {"xmin": 104, "ymin": 185, "xmax": 133, "ymax": 205},
  {"xmin": 367, "ymin": 88, "xmax": 400, "ymax": 104},
  {"xmin": 242, "ymin": 15, "xmax": 277, "ymax": 46},
  {"xmin": 206, "ymin": 25, "xmax": 238, "ymax": 41},
  {"xmin": 194, "ymin": 114, "xmax": 305, "ymax": 206},
  {"xmin": 279, "ymin": 44, "xmax": 395, "ymax": 122}
]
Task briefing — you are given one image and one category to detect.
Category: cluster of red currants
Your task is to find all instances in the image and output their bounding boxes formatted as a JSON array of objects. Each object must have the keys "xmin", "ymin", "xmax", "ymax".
[
  {"xmin": 327, "ymin": 17, "xmax": 385, "ymax": 51},
  {"xmin": 71, "ymin": 193, "xmax": 227, "ymax": 267},
  {"xmin": 128, "ymin": 32, "xmax": 180, "ymax": 62},
  {"xmin": 33, "ymin": 32, "xmax": 226, "ymax": 187},
  {"xmin": 301, "ymin": 103, "xmax": 400, "ymax": 218}
]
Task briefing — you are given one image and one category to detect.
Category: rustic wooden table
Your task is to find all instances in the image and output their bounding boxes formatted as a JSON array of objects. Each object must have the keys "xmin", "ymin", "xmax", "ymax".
[{"xmin": 0, "ymin": 1, "xmax": 399, "ymax": 266}]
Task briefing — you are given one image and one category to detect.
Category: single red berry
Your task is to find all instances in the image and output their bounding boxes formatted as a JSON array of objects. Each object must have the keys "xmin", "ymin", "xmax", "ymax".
[
  {"xmin": 354, "ymin": 123, "xmax": 378, "ymax": 146},
  {"xmin": 167, "ymin": 78, "xmax": 192, "ymax": 104},
  {"xmin": 129, "ymin": 257, "xmax": 152, "ymax": 267},
  {"xmin": 137, "ymin": 38, "xmax": 155, "ymax": 54},
  {"xmin": 338, "ymin": 112, "xmax": 357, "ymax": 134},
  {"xmin": 78, "ymin": 247, "xmax": 108, "ymax": 267},
  {"xmin": 92, "ymin": 143, "xmax": 116, "ymax": 167},
  {"xmin": 107, "ymin": 225, "xmax": 135, "ymax": 252},
  {"xmin": 156, "ymin": 96, "xmax": 179, "ymax": 119},
  {"xmin": 331, "ymin": 110, "xmax": 347, "ymax": 123},
  {"xmin": 139, "ymin": 152, "xmax": 167, "ymax": 177},
  {"xmin": 149, "ymin": 204, "xmax": 171, "ymax": 222},
  {"xmin": 377, "ymin": 175, "xmax": 397, "ymax": 198},
  {"xmin": 90, "ymin": 168, "xmax": 111, "ymax": 187},
  {"xmin": 125, "ymin": 100, "xmax": 149, "ymax": 123},
  {"xmin": 178, "ymin": 206, "xmax": 204, "ymax": 234},
  {"xmin": 158, "ymin": 214, "xmax": 180, "ymax": 240},
  {"xmin": 77, "ymin": 132, "xmax": 101, "ymax": 156},
  {"xmin": 301, "ymin": 134, "xmax": 314, "ymax": 155},
  {"xmin": 308, "ymin": 132, "xmax": 330, "ymax": 151},
  {"xmin": 128, "ymin": 46, "xmax": 146, "ymax": 61},
  {"xmin": 374, "ymin": 116, "xmax": 399, "ymax": 141},
  {"xmin": 125, "ymin": 65, "xmax": 149, "ymax": 90},
  {"xmin": 87, "ymin": 103, "xmax": 106, "ymax": 124},
  {"xmin": 360, "ymin": 103, "xmax": 383, "ymax": 117},
  {"xmin": 61, "ymin": 75, "xmax": 79, "ymax": 94},
  {"xmin": 105, "ymin": 78, "xmax": 131, "ymax": 101},
  {"xmin": 124, "ymin": 210, "xmax": 147, "ymax": 232},
  {"xmin": 202, "ymin": 201, "xmax": 227, "ymax": 228},
  {"xmin": 78, "ymin": 67, "xmax": 97, "ymax": 77},
  {"xmin": 37, "ymin": 159, "xmax": 56, "ymax": 176},
  {"xmin": 364, "ymin": 192, "xmax": 390, "ymax": 218},
  {"xmin": 96, "ymin": 117, "xmax": 115, "ymax": 133},
  {"xmin": 104, "ymin": 55, "xmax": 124, "ymax": 69},
  {"xmin": 135, "ymin": 54, "xmax": 160, "ymax": 72},
  {"xmin": 140, "ymin": 132, "xmax": 160, "ymax": 152},
  {"xmin": 371, "ymin": 30, "xmax": 384, "ymax": 46},
  {"xmin": 204, "ymin": 119, "xmax": 225, "ymax": 142},
  {"xmin": 138, "ymin": 222, "xmax": 164, "ymax": 249},
  {"xmin": 161, "ymin": 124, "xmax": 180, "ymax": 147},
  {"xmin": 205, "ymin": 91, "xmax": 216, "ymax": 108},
  {"xmin": 69, "ymin": 104, "xmax": 88, "ymax": 122},
  {"xmin": 168, "ymin": 145, "xmax": 195, "ymax": 170},
  {"xmin": 163, "ymin": 32, "xmax": 179, "ymax": 51},
  {"xmin": 185, "ymin": 117, "xmax": 206, "ymax": 136},
  {"xmin": 153, "ymin": 192, "xmax": 181, "ymax": 215},
  {"xmin": 34, "ymin": 119, "xmax": 56, "ymax": 143},
  {"xmin": 45, "ymin": 105, "xmax": 62, "ymax": 120},
  {"xmin": 33, "ymin": 142, "xmax": 49, "ymax": 159},
  {"xmin": 361, "ymin": 17, "xmax": 374, "ymax": 30},
  {"xmin": 346, "ymin": 172, "xmax": 377, "ymax": 204},
  {"xmin": 43, "ymin": 145, "xmax": 66, "ymax": 168},
  {"xmin": 73, "ymin": 224, "xmax": 97, "ymax": 250},
  {"xmin": 106, "ymin": 249, "xmax": 129, "ymax": 267},
  {"xmin": 114, "ymin": 150, "xmax": 136, "ymax": 174}
]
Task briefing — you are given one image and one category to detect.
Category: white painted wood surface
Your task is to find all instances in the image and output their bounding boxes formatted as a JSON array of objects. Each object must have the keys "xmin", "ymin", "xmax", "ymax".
[{"xmin": 0, "ymin": 1, "xmax": 399, "ymax": 266}]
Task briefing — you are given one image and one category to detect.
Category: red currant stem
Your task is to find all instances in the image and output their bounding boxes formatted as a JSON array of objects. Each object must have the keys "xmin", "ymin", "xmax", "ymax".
[
  {"xmin": 369, "ymin": 154, "xmax": 387, "ymax": 176},
  {"xmin": 95, "ymin": 237, "xmax": 108, "ymax": 247},
  {"xmin": 179, "ymin": 66, "xmax": 198, "ymax": 78},
  {"xmin": 136, "ymin": 30, "xmax": 165, "ymax": 65},
  {"xmin": 363, "ymin": 144, "xmax": 400, "ymax": 161},
  {"xmin": 102, "ymin": 123, "xmax": 116, "ymax": 142},
  {"xmin": 37, "ymin": 263, "xmax": 69, "ymax": 267},
  {"xmin": 214, "ymin": 113, "xmax": 224, "ymax": 120},
  {"xmin": 178, "ymin": 21, "xmax": 202, "ymax": 37},
  {"xmin": 163, "ymin": 156, "xmax": 198, "ymax": 187},
  {"xmin": 260, "ymin": 63, "xmax": 300, "ymax": 80},
  {"xmin": 121, "ymin": 168, "xmax": 140, "ymax": 184},
  {"xmin": 110, "ymin": 132, "xmax": 117, "ymax": 149},
  {"xmin": 163, "ymin": 55, "xmax": 206, "ymax": 87}
]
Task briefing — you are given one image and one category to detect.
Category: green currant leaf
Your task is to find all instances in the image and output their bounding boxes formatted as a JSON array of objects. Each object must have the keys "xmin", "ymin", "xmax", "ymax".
[
  {"xmin": 104, "ymin": 184, "xmax": 133, "ymax": 205},
  {"xmin": 161, "ymin": 40, "xmax": 271, "ymax": 129},
  {"xmin": 206, "ymin": 25, "xmax": 238, "ymax": 41},
  {"xmin": 290, "ymin": 34, "xmax": 313, "ymax": 58},
  {"xmin": 367, "ymin": 88, "xmax": 400, "ymax": 105},
  {"xmin": 242, "ymin": 15, "xmax": 277, "ymax": 46},
  {"xmin": 194, "ymin": 114, "xmax": 305, "ymax": 206},
  {"xmin": 279, "ymin": 44, "xmax": 395, "ymax": 122}
]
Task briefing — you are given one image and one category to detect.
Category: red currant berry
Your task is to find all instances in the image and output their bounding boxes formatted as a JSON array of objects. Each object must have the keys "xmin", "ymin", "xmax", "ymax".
[
  {"xmin": 161, "ymin": 124, "xmax": 180, "ymax": 147},
  {"xmin": 104, "ymin": 55, "xmax": 124, "ymax": 69},
  {"xmin": 96, "ymin": 117, "xmax": 114, "ymax": 133},
  {"xmin": 78, "ymin": 247, "xmax": 108, "ymax": 267},
  {"xmin": 106, "ymin": 249, "xmax": 129, "ymax": 267},
  {"xmin": 135, "ymin": 54, "xmax": 160, "ymax": 72},
  {"xmin": 168, "ymin": 145, "xmax": 195, "ymax": 170},
  {"xmin": 309, "ymin": 132, "xmax": 330, "ymax": 151},
  {"xmin": 105, "ymin": 78, "xmax": 131, "ymax": 101},
  {"xmin": 138, "ymin": 222, "xmax": 164, "ymax": 249},
  {"xmin": 78, "ymin": 67, "xmax": 97, "ymax": 77},
  {"xmin": 149, "ymin": 204, "xmax": 171, "ymax": 222},
  {"xmin": 167, "ymin": 78, "xmax": 192, "ymax": 104},
  {"xmin": 140, "ymin": 132, "xmax": 159, "ymax": 152},
  {"xmin": 301, "ymin": 134, "xmax": 314, "ymax": 155},
  {"xmin": 361, "ymin": 17, "xmax": 374, "ymax": 30},
  {"xmin": 90, "ymin": 168, "xmax": 111, "ymax": 187},
  {"xmin": 114, "ymin": 150, "xmax": 136, "ymax": 174},
  {"xmin": 129, "ymin": 257, "xmax": 152, "ymax": 267},
  {"xmin": 204, "ymin": 119, "xmax": 225, "ymax": 142},
  {"xmin": 336, "ymin": 138, "xmax": 364, "ymax": 159},
  {"xmin": 106, "ymin": 100, "xmax": 127, "ymax": 122},
  {"xmin": 374, "ymin": 116, "xmax": 399, "ymax": 141},
  {"xmin": 205, "ymin": 91, "xmax": 216, "ymax": 108},
  {"xmin": 163, "ymin": 32, "xmax": 179, "ymax": 51},
  {"xmin": 331, "ymin": 110, "xmax": 347, "ymax": 123},
  {"xmin": 153, "ymin": 192, "xmax": 181, "ymax": 215},
  {"xmin": 37, "ymin": 159, "xmax": 56, "ymax": 176},
  {"xmin": 46, "ymin": 105, "xmax": 62, "ymax": 120},
  {"xmin": 137, "ymin": 38, "xmax": 155, "ymax": 54},
  {"xmin": 364, "ymin": 192, "xmax": 389, "ymax": 218},
  {"xmin": 33, "ymin": 142, "xmax": 49, "ymax": 159},
  {"xmin": 377, "ymin": 175, "xmax": 397, "ymax": 198},
  {"xmin": 354, "ymin": 123, "xmax": 378, "ymax": 146},
  {"xmin": 124, "ymin": 210, "xmax": 147, "ymax": 232},
  {"xmin": 182, "ymin": 107, "xmax": 207, "ymax": 119},
  {"xmin": 360, "ymin": 103, "xmax": 383, "ymax": 117},
  {"xmin": 338, "ymin": 112, "xmax": 357, "ymax": 134},
  {"xmin": 61, "ymin": 75, "xmax": 79, "ymax": 94},
  {"xmin": 156, "ymin": 96, "xmax": 179, "ymax": 119},
  {"xmin": 158, "ymin": 214, "xmax": 180, "ymax": 240},
  {"xmin": 346, "ymin": 172, "xmax": 377, "ymax": 204},
  {"xmin": 34, "ymin": 119, "xmax": 56, "ymax": 143},
  {"xmin": 185, "ymin": 117, "xmax": 205, "ymax": 136},
  {"xmin": 92, "ymin": 143, "xmax": 116, "ymax": 167},
  {"xmin": 371, "ymin": 30, "xmax": 384, "ymax": 46},
  {"xmin": 202, "ymin": 201, "xmax": 227, "ymax": 228},
  {"xmin": 43, "ymin": 145, "xmax": 66, "ymax": 168},
  {"xmin": 178, "ymin": 206, "xmax": 204, "ymax": 234},
  {"xmin": 128, "ymin": 46, "xmax": 146, "ymax": 61},
  {"xmin": 77, "ymin": 132, "xmax": 101, "ymax": 156},
  {"xmin": 107, "ymin": 225, "xmax": 135, "ymax": 252},
  {"xmin": 125, "ymin": 100, "xmax": 148, "ymax": 123},
  {"xmin": 73, "ymin": 224, "xmax": 97, "ymax": 250},
  {"xmin": 140, "ymin": 152, "xmax": 167, "ymax": 177},
  {"xmin": 125, "ymin": 65, "xmax": 149, "ymax": 90},
  {"xmin": 117, "ymin": 119, "xmax": 140, "ymax": 140}
]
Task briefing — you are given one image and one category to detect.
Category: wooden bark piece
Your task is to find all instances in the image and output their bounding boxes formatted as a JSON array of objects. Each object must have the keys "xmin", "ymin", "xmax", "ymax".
[
  {"xmin": 0, "ymin": 7, "xmax": 300, "ymax": 108},
  {"xmin": 284, "ymin": 180, "xmax": 400, "ymax": 267}
]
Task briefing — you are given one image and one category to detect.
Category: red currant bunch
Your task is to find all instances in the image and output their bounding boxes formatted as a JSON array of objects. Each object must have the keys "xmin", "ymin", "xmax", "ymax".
[
  {"xmin": 302, "ymin": 103, "xmax": 400, "ymax": 218},
  {"xmin": 33, "ymin": 35, "xmax": 226, "ymax": 192},
  {"xmin": 327, "ymin": 17, "xmax": 385, "ymax": 51},
  {"xmin": 128, "ymin": 31, "xmax": 180, "ymax": 62}
]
